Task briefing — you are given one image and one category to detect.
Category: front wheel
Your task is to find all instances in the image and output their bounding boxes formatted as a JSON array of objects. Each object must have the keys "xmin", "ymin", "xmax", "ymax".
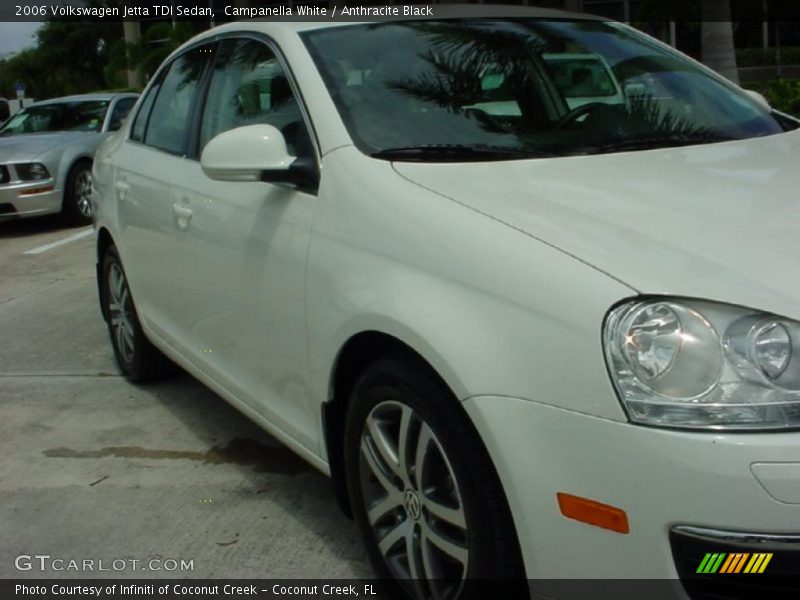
[{"xmin": 344, "ymin": 357, "xmax": 526, "ymax": 600}]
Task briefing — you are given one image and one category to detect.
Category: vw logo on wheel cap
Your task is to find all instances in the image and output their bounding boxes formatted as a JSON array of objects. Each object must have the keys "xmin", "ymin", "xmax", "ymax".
[{"xmin": 405, "ymin": 489, "xmax": 421, "ymax": 521}]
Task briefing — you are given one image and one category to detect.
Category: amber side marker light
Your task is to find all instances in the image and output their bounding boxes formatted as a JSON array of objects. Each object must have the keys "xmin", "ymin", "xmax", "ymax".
[
  {"xmin": 557, "ymin": 492, "xmax": 630, "ymax": 534},
  {"xmin": 19, "ymin": 185, "xmax": 55, "ymax": 196}
]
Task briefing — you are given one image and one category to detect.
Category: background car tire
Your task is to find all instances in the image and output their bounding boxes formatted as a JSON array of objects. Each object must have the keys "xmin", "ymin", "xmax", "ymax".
[
  {"xmin": 101, "ymin": 245, "xmax": 172, "ymax": 383},
  {"xmin": 344, "ymin": 355, "xmax": 527, "ymax": 600},
  {"xmin": 61, "ymin": 159, "xmax": 94, "ymax": 226}
]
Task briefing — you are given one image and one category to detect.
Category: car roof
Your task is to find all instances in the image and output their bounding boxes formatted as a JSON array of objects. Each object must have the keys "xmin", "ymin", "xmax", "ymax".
[
  {"xmin": 202, "ymin": 4, "xmax": 603, "ymax": 37},
  {"xmin": 32, "ymin": 93, "xmax": 138, "ymax": 106}
]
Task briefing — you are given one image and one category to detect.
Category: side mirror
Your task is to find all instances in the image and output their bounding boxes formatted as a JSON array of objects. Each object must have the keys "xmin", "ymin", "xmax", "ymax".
[
  {"xmin": 201, "ymin": 124, "xmax": 318, "ymax": 191},
  {"xmin": 744, "ymin": 89, "xmax": 771, "ymax": 109}
]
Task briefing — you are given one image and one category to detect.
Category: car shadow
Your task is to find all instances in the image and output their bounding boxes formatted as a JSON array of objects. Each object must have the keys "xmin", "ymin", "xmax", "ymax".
[
  {"xmin": 133, "ymin": 369, "xmax": 372, "ymax": 578},
  {"xmin": 0, "ymin": 215, "xmax": 83, "ymax": 239}
]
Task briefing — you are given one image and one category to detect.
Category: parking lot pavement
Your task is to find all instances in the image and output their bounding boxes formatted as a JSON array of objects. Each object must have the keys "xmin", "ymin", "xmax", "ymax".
[{"xmin": 0, "ymin": 218, "xmax": 369, "ymax": 579}]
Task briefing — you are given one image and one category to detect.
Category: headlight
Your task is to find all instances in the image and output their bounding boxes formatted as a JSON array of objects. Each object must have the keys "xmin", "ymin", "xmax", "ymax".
[
  {"xmin": 16, "ymin": 163, "xmax": 50, "ymax": 181},
  {"xmin": 604, "ymin": 298, "xmax": 800, "ymax": 430}
]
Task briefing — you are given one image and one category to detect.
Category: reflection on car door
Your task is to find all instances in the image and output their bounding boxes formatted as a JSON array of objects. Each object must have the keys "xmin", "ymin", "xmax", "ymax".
[
  {"xmin": 167, "ymin": 38, "xmax": 319, "ymax": 449},
  {"xmin": 114, "ymin": 45, "xmax": 214, "ymax": 350}
]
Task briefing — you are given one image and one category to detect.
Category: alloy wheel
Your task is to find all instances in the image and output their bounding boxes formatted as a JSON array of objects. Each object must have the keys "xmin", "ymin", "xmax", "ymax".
[
  {"xmin": 107, "ymin": 263, "xmax": 135, "ymax": 364},
  {"xmin": 75, "ymin": 170, "xmax": 93, "ymax": 218},
  {"xmin": 359, "ymin": 400, "xmax": 469, "ymax": 599}
]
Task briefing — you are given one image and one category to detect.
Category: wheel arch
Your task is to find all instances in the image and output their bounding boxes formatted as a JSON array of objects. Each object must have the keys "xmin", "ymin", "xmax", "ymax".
[
  {"xmin": 323, "ymin": 329, "xmax": 527, "ymax": 581},
  {"xmin": 323, "ymin": 331, "xmax": 450, "ymax": 517},
  {"xmin": 96, "ymin": 227, "xmax": 116, "ymax": 322},
  {"xmin": 322, "ymin": 329, "xmax": 483, "ymax": 520},
  {"xmin": 57, "ymin": 152, "xmax": 94, "ymax": 200}
]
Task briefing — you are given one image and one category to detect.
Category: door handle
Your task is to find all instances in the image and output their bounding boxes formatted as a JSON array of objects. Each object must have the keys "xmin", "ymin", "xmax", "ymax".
[
  {"xmin": 114, "ymin": 180, "xmax": 129, "ymax": 200},
  {"xmin": 172, "ymin": 203, "xmax": 193, "ymax": 229}
]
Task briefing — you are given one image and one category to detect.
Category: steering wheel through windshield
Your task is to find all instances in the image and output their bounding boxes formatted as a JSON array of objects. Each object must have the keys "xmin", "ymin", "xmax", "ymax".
[{"xmin": 554, "ymin": 102, "xmax": 608, "ymax": 130}]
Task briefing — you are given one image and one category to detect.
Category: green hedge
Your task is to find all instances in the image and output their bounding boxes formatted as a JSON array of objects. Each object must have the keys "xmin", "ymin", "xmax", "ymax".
[
  {"xmin": 737, "ymin": 47, "xmax": 800, "ymax": 67},
  {"xmin": 745, "ymin": 79, "xmax": 800, "ymax": 116}
]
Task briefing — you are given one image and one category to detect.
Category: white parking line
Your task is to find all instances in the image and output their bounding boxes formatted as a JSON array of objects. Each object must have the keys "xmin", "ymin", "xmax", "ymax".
[{"xmin": 23, "ymin": 227, "xmax": 94, "ymax": 256}]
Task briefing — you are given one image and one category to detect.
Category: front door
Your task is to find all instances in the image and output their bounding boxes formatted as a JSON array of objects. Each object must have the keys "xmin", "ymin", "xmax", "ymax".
[{"xmin": 168, "ymin": 38, "xmax": 320, "ymax": 449}]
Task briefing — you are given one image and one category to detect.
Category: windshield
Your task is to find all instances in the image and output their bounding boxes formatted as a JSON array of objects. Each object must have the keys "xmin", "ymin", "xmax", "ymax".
[
  {"xmin": 0, "ymin": 100, "xmax": 109, "ymax": 136},
  {"xmin": 303, "ymin": 20, "xmax": 794, "ymax": 161}
]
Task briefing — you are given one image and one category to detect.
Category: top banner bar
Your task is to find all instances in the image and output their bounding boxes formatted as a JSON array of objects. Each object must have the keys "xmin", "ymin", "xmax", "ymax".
[{"xmin": 2, "ymin": 1, "xmax": 800, "ymax": 23}]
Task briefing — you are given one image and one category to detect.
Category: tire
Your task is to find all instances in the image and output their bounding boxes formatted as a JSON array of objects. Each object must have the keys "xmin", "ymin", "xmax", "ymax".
[
  {"xmin": 100, "ymin": 245, "xmax": 171, "ymax": 383},
  {"xmin": 344, "ymin": 356, "xmax": 527, "ymax": 600},
  {"xmin": 61, "ymin": 160, "xmax": 94, "ymax": 225}
]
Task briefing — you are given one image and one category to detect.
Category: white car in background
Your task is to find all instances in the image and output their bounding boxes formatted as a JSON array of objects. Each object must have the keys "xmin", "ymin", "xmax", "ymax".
[
  {"xmin": 93, "ymin": 8, "xmax": 800, "ymax": 599},
  {"xmin": 0, "ymin": 93, "xmax": 137, "ymax": 224}
]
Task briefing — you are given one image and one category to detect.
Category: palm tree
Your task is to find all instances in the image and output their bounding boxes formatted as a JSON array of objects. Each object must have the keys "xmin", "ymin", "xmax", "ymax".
[
  {"xmin": 701, "ymin": 0, "xmax": 740, "ymax": 83},
  {"xmin": 636, "ymin": 0, "xmax": 739, "ymax": 83}
]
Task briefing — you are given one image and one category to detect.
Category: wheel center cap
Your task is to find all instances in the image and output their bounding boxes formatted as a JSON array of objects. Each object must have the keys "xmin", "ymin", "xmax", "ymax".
[{"xmin": 404, "ymin": 489, "xmax": 421, "ymax": 521}]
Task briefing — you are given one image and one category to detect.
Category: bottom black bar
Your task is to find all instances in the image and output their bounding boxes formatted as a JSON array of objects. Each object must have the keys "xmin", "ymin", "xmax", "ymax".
[{"xmin": 3, "ymin": 578, "xmax": 800, "ymax": 600}]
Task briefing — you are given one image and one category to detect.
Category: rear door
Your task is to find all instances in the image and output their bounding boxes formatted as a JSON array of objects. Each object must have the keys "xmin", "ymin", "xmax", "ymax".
[{"xmin": 113, "ymin": 44, "xmax": 214, "ymax": 347}]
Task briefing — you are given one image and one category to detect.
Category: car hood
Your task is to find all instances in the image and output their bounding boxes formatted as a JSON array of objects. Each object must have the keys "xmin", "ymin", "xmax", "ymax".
[
  {"xmin": 0, "ymin": 132, "xmax": 92, "ymax": 161},
  {"xmin": 393, "ymin": 130, "xmax": 800, "ymax": 320}
]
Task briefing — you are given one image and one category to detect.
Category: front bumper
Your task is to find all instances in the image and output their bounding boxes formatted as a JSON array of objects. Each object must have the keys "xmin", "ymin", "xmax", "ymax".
[
  {"xmin": 0, "ymin": 180, "xmax": 61, "ymax": 220},
  {"xmin": 463, "ymin": 395, "xmax": 800, "ymax": 594}
]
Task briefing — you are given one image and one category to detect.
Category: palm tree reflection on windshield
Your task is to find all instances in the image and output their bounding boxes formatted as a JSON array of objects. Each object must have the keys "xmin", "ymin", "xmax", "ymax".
[
  {"xmin": 380, "ymin": 21, "xmax": 726, "ymax": 156},
  {"xmin": 389, "ymin": 22, "xmax": 546, "ymax": 116}
]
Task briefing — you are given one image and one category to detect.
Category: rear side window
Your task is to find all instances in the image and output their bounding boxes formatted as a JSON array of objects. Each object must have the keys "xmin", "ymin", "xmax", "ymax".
[{"xmin": 142, "ymin": 46, "xmax": 211, "ymax": 154}]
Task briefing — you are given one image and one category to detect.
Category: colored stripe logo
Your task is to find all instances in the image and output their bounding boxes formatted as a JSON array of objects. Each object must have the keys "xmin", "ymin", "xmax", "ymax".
[{"xmin": 696, "ymin": 552, "xmax": 773, "ymax": 574}]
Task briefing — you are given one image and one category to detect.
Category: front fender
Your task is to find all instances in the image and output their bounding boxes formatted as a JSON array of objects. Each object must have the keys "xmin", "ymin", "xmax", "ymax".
[
  {"xmin": 53, "ymin": 137, "xmax": 101, "ymax": 193},
  {"xmin": 307, "ymin": 147, "xmax": 634, "ymax": 430}
]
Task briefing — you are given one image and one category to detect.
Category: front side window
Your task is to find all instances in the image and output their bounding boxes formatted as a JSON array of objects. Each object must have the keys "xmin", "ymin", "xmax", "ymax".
[
  {"xmin": 143, "ymin": 45, "xmax": 211, "ymax": 155},
  {"xmin": 303, "ymin": 20, "xmax": 794, "ymax": 161},
  {"xmin": 0, "ymin": 100, "xmax": 110, "ymax": 136},
  {"xmin": 200, "ymin": 38, "xmax": 312, "ymax": 157}
]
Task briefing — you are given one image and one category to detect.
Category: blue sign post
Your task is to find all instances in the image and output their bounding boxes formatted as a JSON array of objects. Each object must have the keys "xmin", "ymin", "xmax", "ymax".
[{"xmin": 15, "ymin": 82, "xmax": 25, "ymax": 109}]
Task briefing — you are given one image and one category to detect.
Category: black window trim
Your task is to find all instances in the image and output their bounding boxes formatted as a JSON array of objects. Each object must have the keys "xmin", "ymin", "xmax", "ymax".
[
  {"xmin": 186, "ymin": 44, "xmax": 218, "ymax": 160},
  {"xmin": 128, "ymin": 68, "xmax": 167, "ymax": 146}
]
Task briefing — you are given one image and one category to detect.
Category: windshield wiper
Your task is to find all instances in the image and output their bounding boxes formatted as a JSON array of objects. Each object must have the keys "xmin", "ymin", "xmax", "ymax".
[
  {"xmin": 565, "ymin": 134, "xmax": 738, "ymax": 156},
  {"xmin": 371, "ymin": 144, "xmax": 544, "ymax": 162}
]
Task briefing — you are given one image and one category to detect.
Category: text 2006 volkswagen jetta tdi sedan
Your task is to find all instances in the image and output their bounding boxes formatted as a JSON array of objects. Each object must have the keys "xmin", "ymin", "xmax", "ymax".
[{"xmin": 93, "ymin": 8, "xmax": 800, "ymax": 599}]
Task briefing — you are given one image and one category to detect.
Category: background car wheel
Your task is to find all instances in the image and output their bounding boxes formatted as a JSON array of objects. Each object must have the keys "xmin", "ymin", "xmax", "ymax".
[
  {"xmin": 344, "ymin": 356, "xmax": 527, "ymax": 600},
  {"xmin": 101, "ymin": 246, "xmax": 172, "ymax": 383},
  {"xmin": 62, "ymin": 159, "xmax": 94, "ymax": 225}
]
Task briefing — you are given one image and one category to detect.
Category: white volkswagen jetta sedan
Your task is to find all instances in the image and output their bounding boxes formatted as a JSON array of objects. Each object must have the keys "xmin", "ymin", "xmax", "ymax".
[{"xmin": 93, "ymin": 8, "xmax": 800, "ymax": 599}]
